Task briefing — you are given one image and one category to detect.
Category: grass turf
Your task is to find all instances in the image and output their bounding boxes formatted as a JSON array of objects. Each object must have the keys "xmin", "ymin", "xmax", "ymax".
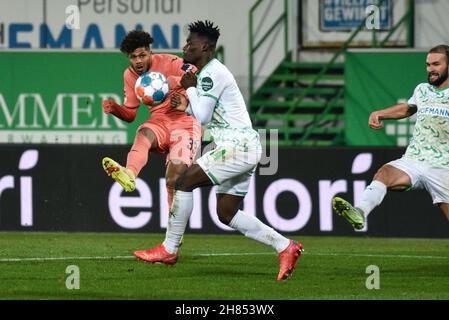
[{"xmin": 0, "ymin": 232, "xmax": 448, "ymax": 300}]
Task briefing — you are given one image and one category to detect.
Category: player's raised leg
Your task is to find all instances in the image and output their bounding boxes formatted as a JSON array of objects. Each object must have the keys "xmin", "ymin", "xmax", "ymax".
[
  {"xmin": 333, "ymin": 163, "xmax": 412, "ymax": 229},
  {"xmin": 332, "ymin": 197, "xmax": 366, "ymax": 230},
  {"xmin": 102, "ymin": 157, "xmax": 136, "ymax": 192},
  {"xmin": 102, "ymin": 127, "xmax": 158, "ymax": 192},
  {"xmin": 126, "ymin": 127, "xmax": 158, "ymax": 177}
]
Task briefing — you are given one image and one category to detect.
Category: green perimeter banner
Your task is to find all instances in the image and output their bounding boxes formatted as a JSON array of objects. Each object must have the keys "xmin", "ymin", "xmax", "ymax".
[
  {"xmin": 345, "ymin": 50, "xmax": 428, "ymax": 146},
  {"xmin": 0, "ymin": 52, "xmax": 175, "ymax": 144}
]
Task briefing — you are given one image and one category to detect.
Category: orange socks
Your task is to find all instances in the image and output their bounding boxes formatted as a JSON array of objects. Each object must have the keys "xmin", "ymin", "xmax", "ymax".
[
  {"xmin": 127, "ymin": 130, "xmax": 152, "ymax": 176},
  {"xmin": 127, "ymin": 130, "xmax": 175, "ymax": 213}
]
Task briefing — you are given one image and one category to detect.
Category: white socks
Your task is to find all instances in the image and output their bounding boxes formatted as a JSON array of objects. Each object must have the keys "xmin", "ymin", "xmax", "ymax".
[
  {"xmin": 163, "ymin": 191, "xmax": 193, "ymax": 254},
  {"xmin": 357, "ymin": 180, "xmax": 387, "ymax": 215},
  {"xmin": 229, "ymin": 210, "xmax": 290, "ymax": 253},
  {"xmin": 162, "ymin": 192, "xmax": 291, "ymax": 254}
]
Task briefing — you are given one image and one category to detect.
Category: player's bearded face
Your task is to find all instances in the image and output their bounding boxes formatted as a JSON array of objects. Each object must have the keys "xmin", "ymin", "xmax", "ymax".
[
  {"xmin": 129, "ymin": 47, "xmax": 151, "ymax": 75},
  {"xmin": 428, "ymin": 68, "xmax": 448, "ymax": 86},
  {"xmin": 427, "ymin": 53, "xmax": 449, "ymax": 86}
]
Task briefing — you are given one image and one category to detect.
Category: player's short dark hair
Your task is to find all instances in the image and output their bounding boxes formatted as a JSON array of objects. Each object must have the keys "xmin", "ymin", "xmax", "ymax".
[
  {"xmin": 428, "ymin": 45, "xmax": 449, "ymax": 63},
  {"xmin": 120, "ymin": 30, "xmax": 154, "ymax": 55},
  {"xmin": 188, "ymin": 20, "xmax": 220, "ymax": 49}
]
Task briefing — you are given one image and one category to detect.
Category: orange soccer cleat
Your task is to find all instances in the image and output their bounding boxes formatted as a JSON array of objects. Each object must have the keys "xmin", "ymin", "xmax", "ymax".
[
  {"xmin": 134, "ymin": 244, "xmax": 178, "ymax": 266},
  {"xmin": 277, "ymin": 240, "xmax": 303, "ymax": 281}
]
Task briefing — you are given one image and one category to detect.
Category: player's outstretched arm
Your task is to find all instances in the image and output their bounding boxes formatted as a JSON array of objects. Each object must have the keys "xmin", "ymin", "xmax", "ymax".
[
  {"xmin": 102, "ymin": 99, "xmax": 138, "ymax": 123},
  {"xmin": 368, "ymin": 103, "xmax": 417, "ymax": 129}
]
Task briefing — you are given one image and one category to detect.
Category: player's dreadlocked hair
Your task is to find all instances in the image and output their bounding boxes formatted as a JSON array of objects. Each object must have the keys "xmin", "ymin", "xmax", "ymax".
[
  {"xmin": 188, "ymin": 20, "xmax": 220, "ymax": 49},
  {"xmin": 120, "ymin": 30, "xmax": 154, "ymax": 55},
  {"xmin": 429, "ymin": 45, "xmax": 449, "ymax": 63}
]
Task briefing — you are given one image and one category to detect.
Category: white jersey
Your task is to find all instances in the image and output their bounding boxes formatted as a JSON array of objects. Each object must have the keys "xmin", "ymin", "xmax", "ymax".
[
  {"xmin": 405, "ymin": 83, "xmax": 449, "ymax": 168},
  {"xmin": 196, "ymin": 59, "xmax": 259, "ymax": 149}
]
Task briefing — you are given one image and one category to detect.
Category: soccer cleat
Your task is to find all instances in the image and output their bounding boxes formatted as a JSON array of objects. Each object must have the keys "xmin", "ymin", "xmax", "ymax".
[
  {"xmin": 134, "ymin": 244, "xmax": 178, "ymax": 266},
  {"xmin": 102, "ymin": 157, "xmax": 136, "ymax": 192},
  {"xmin": 277, "ymin": 240, "xmax": 303, "ymax": 281},
  {"xmin": 332, "ymin": 196, "xmax": 365, "ymax": 230}
]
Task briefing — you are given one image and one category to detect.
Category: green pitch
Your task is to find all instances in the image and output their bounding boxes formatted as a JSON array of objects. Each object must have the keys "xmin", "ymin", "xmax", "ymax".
[{"xmin": 0, "ymin": 232, "xmax": 448, "ymax": 299}]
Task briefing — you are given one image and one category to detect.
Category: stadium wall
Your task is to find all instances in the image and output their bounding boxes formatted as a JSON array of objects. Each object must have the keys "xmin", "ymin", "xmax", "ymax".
[
  {"xmin": 2, "ymin": 0, "xmax": 449, "ymax": 94},
  {"xmin": 0, "ymin": 52, "xmax": 136, "ymax": 144},
  {"xmin": 344, "ymin": 49, "xmax": 428, "ymax": 147},
  {"xmin": 0, "ymin": 0, "xmax": 293, "ymax": 100},
  {"xmin": 1, "ymin": 145, "xmax": 447, "ymax": 238}
]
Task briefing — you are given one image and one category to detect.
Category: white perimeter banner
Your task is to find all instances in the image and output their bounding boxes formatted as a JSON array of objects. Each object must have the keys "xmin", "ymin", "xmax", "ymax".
[
  {"xmin": 300, "ymin": 0, "xmax": 409, "ymax": 47},
  {"xmin": 0, "ymin": 0, "xmax": 294, "ymax": 97}
]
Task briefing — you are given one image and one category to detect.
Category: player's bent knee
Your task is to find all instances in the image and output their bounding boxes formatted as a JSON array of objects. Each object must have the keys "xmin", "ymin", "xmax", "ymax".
[
  {"xmin": 373, "ymin": 167, "xmax": 389, "ymax": 182},
  {"xmin": 165, "ymin": 175, "xmax": 179, "ymax": 189},
  {"xmin": 139, "ymin": 127, "xmax": 151, "ymax": 137},
  {"xmin": 217, "ymin": 212, "xmax": 233, "ymax": 225},
  {"xmin": 373, "ymin": 166, "xmax": 397, "ymax": 187},
  {"xmin": 373, "ymin": 164, "xmax": 412, "ymax": 191},
  {"xmin": 138, "ymin": 128, "xmax": 158, "ymax": 149},
  {"xmin": 216, "ymin": 206, "xmax": 238, "ymax": 225},
  {"xmin": 174, "ymin": 174, "xmax": 194, "ymax": 192}
]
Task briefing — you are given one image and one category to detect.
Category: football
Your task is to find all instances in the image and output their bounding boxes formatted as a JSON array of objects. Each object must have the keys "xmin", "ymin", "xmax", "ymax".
[{"xmin": 135, "ymin": 71, "xmax": 169, "ymax": 106}]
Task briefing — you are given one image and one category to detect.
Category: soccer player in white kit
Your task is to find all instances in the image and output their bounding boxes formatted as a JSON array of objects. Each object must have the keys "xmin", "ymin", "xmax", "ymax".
[
  {"xmin": 333, "ymin": 45, "xmax": 449, "ymax": 229},
  {"xmin": 134, "ymin": 20, "xmax": 303, "ymax": 281}
]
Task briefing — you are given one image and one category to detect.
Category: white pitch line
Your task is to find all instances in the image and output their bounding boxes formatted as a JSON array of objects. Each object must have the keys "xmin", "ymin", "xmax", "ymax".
[
  {"xmin": 0, "ymin": 255, "xmax": 135, "ymax": 262},
  {"xmin": 195, "ymin": 252, "xmax": 273, "ymax": 257},
  {"xmin": 311, "ymin": 252, "xmax": 449, "ymax": 260},
  {"xmin": 0, "ymin": 253, "xmax": 273, "ymax": 262},
  {"xmin": 0, "ymin": 251, "xmax": 448, "ymax": 263}
]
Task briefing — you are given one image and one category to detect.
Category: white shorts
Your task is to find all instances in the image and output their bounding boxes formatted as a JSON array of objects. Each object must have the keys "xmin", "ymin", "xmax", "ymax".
[
  {"xmin": 196, "ymin": 143, "xmax": 262, "ymax": 196},
  {"xmin": 388, "ymin": 157, "xmax": 449, "ymax": 204}
]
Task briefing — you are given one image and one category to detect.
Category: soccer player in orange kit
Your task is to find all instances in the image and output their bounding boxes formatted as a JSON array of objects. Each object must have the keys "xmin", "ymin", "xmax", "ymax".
[{"xmin": 101, "ymin": 30, "xmax": 202, "ymax": 236}]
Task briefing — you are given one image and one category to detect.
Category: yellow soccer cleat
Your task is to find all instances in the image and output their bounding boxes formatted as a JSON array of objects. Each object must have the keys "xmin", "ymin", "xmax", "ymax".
[
  {"xmin": 332, "ymin": 196, "xmax": 365, "ymax": 230},
  {"xmin": 102, "ymin": 157, "xmax": 136, "ymax": 192}
]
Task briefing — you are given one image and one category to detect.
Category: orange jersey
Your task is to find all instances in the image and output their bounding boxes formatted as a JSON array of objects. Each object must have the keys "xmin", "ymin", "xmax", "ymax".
[{"xmin": 123, "ymin": 53, "xmax": 192, "ymax": 118}]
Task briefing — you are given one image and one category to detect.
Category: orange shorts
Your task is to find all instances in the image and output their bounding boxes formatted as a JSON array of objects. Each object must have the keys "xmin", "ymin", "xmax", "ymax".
[{"xmin": 138, "ymin": 114, "xmax": 202, "ymax": 166}]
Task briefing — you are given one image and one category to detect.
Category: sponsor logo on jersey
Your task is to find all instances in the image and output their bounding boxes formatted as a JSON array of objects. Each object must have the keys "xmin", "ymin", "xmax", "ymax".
[{"xmin": 201, "ymin": 77, "xmax": 213, "ymax": 91}]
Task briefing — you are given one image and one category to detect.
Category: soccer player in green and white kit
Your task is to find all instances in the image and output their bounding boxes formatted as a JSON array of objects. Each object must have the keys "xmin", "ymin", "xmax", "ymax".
[
  {"xmin": 333, "ymin": 45, "xmax": 449, "ymax": 229},
  {"xmin": 134, "ymin": 20, "xmax": 303, "ymax": 281}
]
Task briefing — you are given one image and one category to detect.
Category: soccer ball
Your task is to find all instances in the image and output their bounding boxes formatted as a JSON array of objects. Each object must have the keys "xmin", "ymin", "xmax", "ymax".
[{"xmin": 135, "ymin": 71, "xmax": 169, "ymax": 106}]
